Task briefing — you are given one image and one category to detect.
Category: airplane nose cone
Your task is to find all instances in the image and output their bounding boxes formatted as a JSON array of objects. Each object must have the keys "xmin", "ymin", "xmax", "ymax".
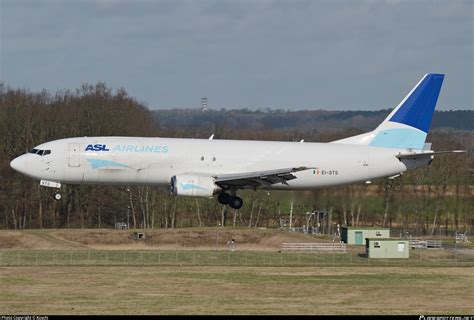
[{"xmin": 10, "ymin": 155, "xmax": 27, "ymax": 173}]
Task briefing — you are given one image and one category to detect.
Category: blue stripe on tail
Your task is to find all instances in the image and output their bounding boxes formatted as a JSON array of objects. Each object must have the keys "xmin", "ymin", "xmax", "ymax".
[
  {"xmin": 389, "ymin": 73, "xmax": 444, "ymax": 133},
  {"xmin": 369, "ymin": 128, "xmax": 427, "ymax": 149}
]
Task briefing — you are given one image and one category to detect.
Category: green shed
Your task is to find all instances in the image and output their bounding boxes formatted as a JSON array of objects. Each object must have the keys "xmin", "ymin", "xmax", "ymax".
[
  {"xmin": 341, "ymin": 227, "xmax": 390, "ymax": 245},
  {"xmin": 366, "ymin": 238, "xmax": 409, "ymax": 259}
]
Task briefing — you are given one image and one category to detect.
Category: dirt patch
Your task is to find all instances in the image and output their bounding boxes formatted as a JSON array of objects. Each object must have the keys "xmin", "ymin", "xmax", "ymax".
[
  {"xmin": 58, "ymin": 228, "xmax": 328, "ymax": 251},
  {"xmin": 1, "ymin": 228, "xmax": 328, "ymax": 251},
  {"xmin": 0, "ymin": 231, "xmax": 83, "ymax": 250}
]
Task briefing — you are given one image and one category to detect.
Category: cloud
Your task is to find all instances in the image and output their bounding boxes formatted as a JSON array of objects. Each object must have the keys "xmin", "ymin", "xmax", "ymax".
[{"xmin": 1, "ymin": 0, "xmax": 472, "ymax": 110}]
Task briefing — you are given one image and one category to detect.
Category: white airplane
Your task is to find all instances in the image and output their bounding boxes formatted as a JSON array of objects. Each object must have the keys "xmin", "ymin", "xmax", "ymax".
[{"xmin": 10, "ymin": 73, "xmax": 464, "ymax": 209}]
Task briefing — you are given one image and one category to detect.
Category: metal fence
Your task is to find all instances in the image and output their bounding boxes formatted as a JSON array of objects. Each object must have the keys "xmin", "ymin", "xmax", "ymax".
[
  {"xmin": 281, "ymin": 242, "xmax": 347, "ymax": 252},
  {"xmin": 0, "ymin": 249, "xmax": 472, "ymax": 267}
]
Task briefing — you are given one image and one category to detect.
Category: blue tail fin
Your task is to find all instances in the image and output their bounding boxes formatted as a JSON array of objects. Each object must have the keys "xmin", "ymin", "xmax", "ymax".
[
  {"xmin": 332, "ymin": 73, "xmax": 445, "ymax": 150},
  {"xmin": 387, "ymin": 73, "xmax": 444, "ymax": 133}
]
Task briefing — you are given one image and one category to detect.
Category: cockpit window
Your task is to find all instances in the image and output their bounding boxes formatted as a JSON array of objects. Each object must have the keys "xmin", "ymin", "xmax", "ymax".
[{"xmin": 29, "ymin": 148, "xmax": 51, "ymax": 156}]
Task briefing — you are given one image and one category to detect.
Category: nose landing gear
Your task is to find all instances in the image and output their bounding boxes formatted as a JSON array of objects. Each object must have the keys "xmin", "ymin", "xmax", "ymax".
[
  {"xmin": 53, "ymin": 190, "xmax": 62, "ymax": 201},
  {"xmin": 217, "ymin": 192, "xmax": 243, "ymax": 209},
  {"xmin": 39, "ymin": 180, "xmax": 62, "ymax": 201}
]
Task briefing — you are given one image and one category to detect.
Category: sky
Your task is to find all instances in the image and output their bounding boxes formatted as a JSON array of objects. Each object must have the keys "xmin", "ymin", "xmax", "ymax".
[{"xmin": 0, "ymin": 0, "xmax": 473, "ymax": 110}]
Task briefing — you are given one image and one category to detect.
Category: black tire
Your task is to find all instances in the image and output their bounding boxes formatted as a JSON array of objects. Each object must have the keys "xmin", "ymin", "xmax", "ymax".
[
  {"xmin": 229, "ymin": 196, "xmax": 243, "ymax": 210},
  {"xmin": 217, "ymin": 192, "xmax": 232, "ymax": 205}
]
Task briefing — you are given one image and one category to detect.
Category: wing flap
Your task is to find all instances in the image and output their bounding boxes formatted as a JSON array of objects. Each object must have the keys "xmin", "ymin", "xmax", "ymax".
[{"xmin": 214, "ymin": 166, "xmax": 310, "ymax": 189}]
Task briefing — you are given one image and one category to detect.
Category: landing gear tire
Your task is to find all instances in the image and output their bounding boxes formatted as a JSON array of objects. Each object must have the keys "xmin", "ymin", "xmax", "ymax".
[
  {"xmin": 218, "ymin": 192, "xmax": 232, "ymax": 205},
  {"xmin": 53, "ymin": 192, "xmax": 62, "ymax": 201},
  {"xmin": 229, "ymin": 196, "xmax": 243, "ymax": 210}
]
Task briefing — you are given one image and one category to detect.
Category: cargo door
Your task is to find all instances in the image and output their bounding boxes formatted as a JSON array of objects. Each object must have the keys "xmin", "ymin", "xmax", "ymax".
[{"xmin": 69, "ymin": 143, "xmax": 81, "ymax": 167}]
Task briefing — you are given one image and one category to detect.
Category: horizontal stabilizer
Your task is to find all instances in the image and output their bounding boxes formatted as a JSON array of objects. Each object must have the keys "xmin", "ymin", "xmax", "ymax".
[{"xmin": 395, "ymin": 150, "xmax": 466, "ymax": 160}]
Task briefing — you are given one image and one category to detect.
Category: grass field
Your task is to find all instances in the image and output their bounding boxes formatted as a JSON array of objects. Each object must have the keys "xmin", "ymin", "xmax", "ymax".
[
  {"xmin": 0, "ymin": 249, "xmax": 473, "ymax": 267},
  {"xmin": 1, "ymin": 229, "xmax": 473, "ymax": 314},
  {"xmin": 1, "ymin": 265, "xmax": 473, "ymax": 315}
]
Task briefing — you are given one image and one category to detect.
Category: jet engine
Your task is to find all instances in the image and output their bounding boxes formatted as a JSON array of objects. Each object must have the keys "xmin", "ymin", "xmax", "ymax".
[{"xmin": 170, "ymin": 174, "xmax": 221, "ymax": 197}]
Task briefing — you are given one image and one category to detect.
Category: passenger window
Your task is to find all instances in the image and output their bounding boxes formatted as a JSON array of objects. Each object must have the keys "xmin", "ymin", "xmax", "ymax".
[
  {"xmin": 37, "ymin": 150, "xmax": 44, "ymax": 156},
  {"xmin": 44, "ymin": 150, "xmax": 51, "ymax": 155},
  {"xmin": 30, "ymin": 148, "xmax": 39, "ymax": 154}
]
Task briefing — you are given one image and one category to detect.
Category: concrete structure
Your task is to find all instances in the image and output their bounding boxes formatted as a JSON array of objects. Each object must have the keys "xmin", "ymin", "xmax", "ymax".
[
  {"xmin": 366, "ymin": 238, "xmax": 409, "ymax": 259},
  {"xmin": 341, "ymin": 227, "xmax": 390, "ymax": 245}
]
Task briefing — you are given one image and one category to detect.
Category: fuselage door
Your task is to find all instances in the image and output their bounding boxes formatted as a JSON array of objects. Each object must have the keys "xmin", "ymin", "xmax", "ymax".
[{"xmin": 68, "ymin": 143, "xmax": 81, "ymax": 167}]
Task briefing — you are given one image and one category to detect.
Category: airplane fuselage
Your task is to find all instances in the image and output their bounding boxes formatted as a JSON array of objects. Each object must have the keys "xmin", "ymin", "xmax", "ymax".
[{"xmin": 12, "ymin": 136, "xmax": 429, "ymax": 190}]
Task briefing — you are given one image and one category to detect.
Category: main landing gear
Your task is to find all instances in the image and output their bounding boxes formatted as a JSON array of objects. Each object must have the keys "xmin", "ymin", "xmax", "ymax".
[{"xmin": 217, "ymin": 192, "xmax": 243, "ymax": 209}]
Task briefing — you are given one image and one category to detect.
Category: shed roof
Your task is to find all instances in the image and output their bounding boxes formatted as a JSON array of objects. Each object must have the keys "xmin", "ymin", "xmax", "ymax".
[
  {"xmin": 366, "ymin": 238, "xmax": 408, "ymax": 241},
  {"xmin": 342, "ymin": 227, "xmax": 390, "ymax": 230}
]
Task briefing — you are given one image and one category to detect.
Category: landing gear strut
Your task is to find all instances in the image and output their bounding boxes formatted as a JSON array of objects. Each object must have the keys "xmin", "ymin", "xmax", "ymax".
[{"xmin": 217, "ymin": 192, "xmax": 243, "ymax": 209}]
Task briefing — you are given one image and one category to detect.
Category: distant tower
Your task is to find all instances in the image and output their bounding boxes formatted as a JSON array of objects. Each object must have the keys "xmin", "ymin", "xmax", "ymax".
[{"xmin": 201, "ymin": 97, "xmax": 208, "ymax": 112}]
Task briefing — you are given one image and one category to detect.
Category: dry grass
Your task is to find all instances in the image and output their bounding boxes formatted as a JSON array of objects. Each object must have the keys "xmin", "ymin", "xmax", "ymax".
[
  {"xmin": 0, "ymin": 228, "xmax": 327, "ymax": 251},
  {"xmin": 1, "ymin": 229, "xmax": 472, "ymax": 315},
  {"xmin": 0, "ymin": 231, "xmax": 74, "ymax": 250},
  {"xmin": 0, "ymin": 266, "xmax": 472, "ymax": 315}
]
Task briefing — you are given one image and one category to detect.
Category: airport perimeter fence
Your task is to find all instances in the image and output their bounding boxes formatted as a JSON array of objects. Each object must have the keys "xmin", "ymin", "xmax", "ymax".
[{"xmin": 0, "ymin": 249, "xmax": 473, "ymax": 267}]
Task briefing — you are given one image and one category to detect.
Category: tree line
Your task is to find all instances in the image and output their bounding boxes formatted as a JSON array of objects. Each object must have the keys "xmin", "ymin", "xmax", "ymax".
[
  {"xmin": 152, "ymin": 108, "xmax": 474, "ymax": 133},
  {"xmin": 0, "ymin": 82, "xmax": 472, "ymax": 235}
]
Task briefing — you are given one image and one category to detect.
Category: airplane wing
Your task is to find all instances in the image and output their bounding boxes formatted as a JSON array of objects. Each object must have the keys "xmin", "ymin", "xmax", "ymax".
[
  {"xmin": 214, "ymin": 166, "xmax": 311, "ymax": 189},
  {"xmin": 396, "ymin": 150, "xmax": 466, "ymax": 160}
]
